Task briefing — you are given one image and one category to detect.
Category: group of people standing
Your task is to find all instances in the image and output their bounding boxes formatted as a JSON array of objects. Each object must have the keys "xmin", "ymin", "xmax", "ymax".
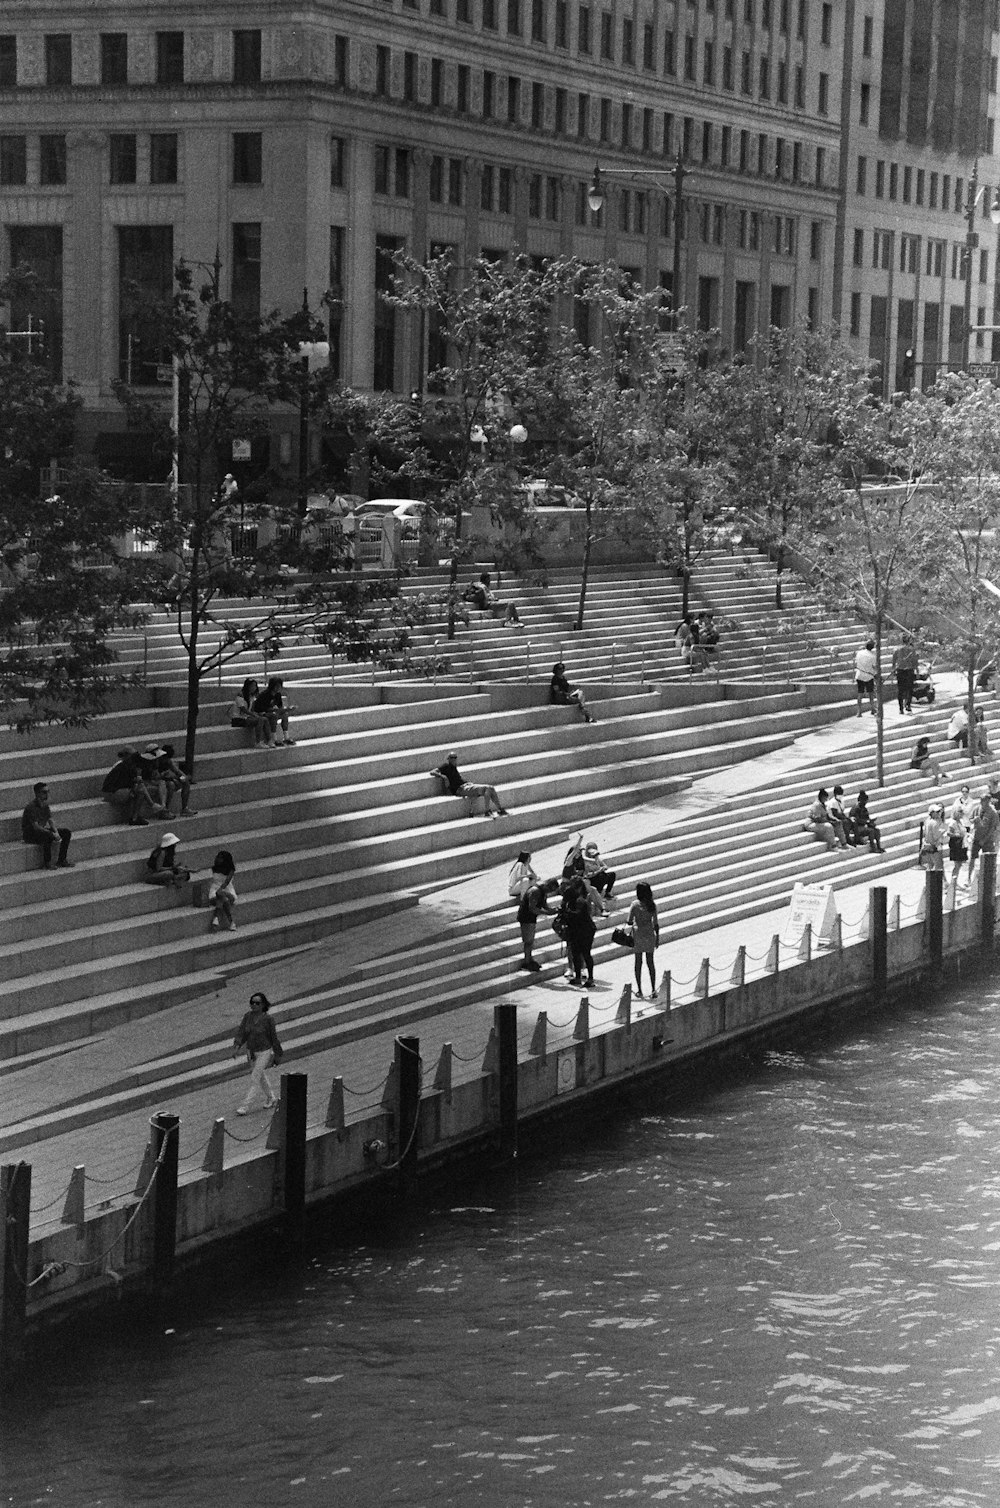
[
  {"xmin": 510, "ymin": 834, "xmax": 661, "ymax": 996},
  {"xmin": 919, "ymin": 784, "xmax": 1000, "ymax": 889}
]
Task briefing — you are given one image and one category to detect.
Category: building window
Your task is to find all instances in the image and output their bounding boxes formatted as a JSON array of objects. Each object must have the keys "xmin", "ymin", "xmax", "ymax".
[
  {"xmin": 507, "ymin": 76, "xmax": 521, "ymax": 121},
  {"xmin": 663, "ymin": 112, "xmax": 674, "ymax": 154},
  {"xmin": 8, "ymin": 225, "xmax": 63, "ymax": 378},
  {"xmin": 448, "ymin": 158, "xmax": 463, "ymax": 205},
  {"xmin": 862, "ymin": 14, "xmax": 873, "ymax": 54},
  {"xmin": 777, "ymin": 60, "xmax": 787, "ymax": 102},
  {"xmin": 232, "ymin": 222, "xmax": 261, "ymax": 317},
  {"xmin": 872, "ymin": 229, "xmax": 891, "ymax": 269},
  {"xmin": 817, "ymin": 72, "xmax": 829, "ymax": 113},
  {"xmin": 622, "ymin": 17, "xmax": 635, "ymax": 62},
  {"xmin": 810, "ymin": 220, "xmax": 821, "ymax": 259},
  {"xmin": 577, "ymin": 92, "xmax": 589, "ymax": 136},
  {"xmin": 815, "ymin": 146, "xmax": 825, "ymax": 185},
  {"xmin": 859, "ymin": 82, "xmax": 870, "ymax": 125},
  {"xmin": 703, "ymin": 121, "xmax": 713, "ymax": 161},
  {"xmin": 532, "ymin": 0, "xmax": 547, "ymax": 41},
  {"xmin": 794, "ymin": 65, "xmax": 804, "ymax": 107},
  {"xmin": 45, "ymin": 35, "xmax": 72, "ymax": 87},
  {"xmin": 556, "ymin": 1, "xmax": 569, "ymax": 45},
  {"xmin": 509, "ymin": 0, "xmax": 522, "ymax": 34},
  {"xmin": 233, "ymin": 132, "xmax": 262, "ymax": 184},
  {"xmin": 889, "ymin": 162, "xmax": 898, "ymax": 200},
  {"xmin": 374, "ymin": 145, "xmax": 410, "ymax": 198},
  {"xmin": 704, "ymin": 41, "xmax": 715, "ymax": 84},
  {"xmin": 481, "ymin": 163, "xmax": 495, "ymax": 210},
  {"xmin": 109, "ymin": 133, "xmax": 137, "ymax": 185},
  {"xmin": 431, "ymin": 59, "xmax": 443, "ymax": 106},
  {"xmin": 856, "ymin": 155, "xmax": 867, "ymax": 194},
  {"xmin": 37, "ymin": 134, "xmax": 66, "ymax": 187},
  {"xmin": 600, "ymin": 97, "xmax": 611, "ymax": 141},
  {"xmin": 759, "ymin": 56, "xmax": 770, "ymax": 96},
  {"xmin": 579, "ymin": 6, "xmax": 592, "ymax": 52},
  {"xmin": 375, "ymin": 46, "xmax": 389, "ymax": 96},
  {"xmin": 875, "ymin": 159, "xmax": 885, "ymax": 197},
  {"xmin": 330, "ymin": 136, "xmax": 346, "ymax": 189},
  {"xmin": 621, "ymin": 102, "xmax": 633, "ymax": 147},
  {"xmin": 483, "ymin": 71, "xmax": 495, "ymax": 117},
  {"xmin": 601, "ymin": 11, "xmax": 614, "ymax": 58},
  {"xmin": 664, "ymin": 30, "xmax": 675, "ymax": 73},
  {"xmin": 233, "ymin": 30, "xmax": 261, "ymax": 83},
  {"xmin": 821, "ymin": 2, "xmax": 832, "ymax": 41},
  {"xmin": 556, "ymin": 88, "xmax": 568, "ymax": 132},
  {"xmin": 853, "ymin": 227, "xmax": 864, "ymax": 266},
  {"xmin": 528, "ymin": 173, "xmax": 542, "ymax": 218},
  {"xmin": 915, "ymin": 168, "xmax": 924, "ymax": 206},
  {"xmin": 498, "ymin": 166, "xmax": 513, "ymax": 212},
  {"xmin": 457, "ymin": 0, "xmax": 471, "ymax": 19},
  {"xmin": 0, "ymin": 36, "xmax": 16, "ymax": 87},
  {"xmin": 403, "ymin": 52, "xmax": 417, "ymax": 102},
  {"xmin": 721, "ymin": 124, "xmax": 731, "ymax": 166},
  {"xmin": 741, "ymin": 51, "xmax": 751, "ymax": 93},
  {"xmin": 100, "ymin": 34, "xmax": 127, "ymax": 86},
  {"xmin": 546, "ymin": 175, "xmax": 561, "ymax": 219},
  {"xmin": 457, "ymin": 63, "xmax": 470, "ymax": 111},
  {"xmin": 155, "ymin": 32, "xmax": 184, "ymax": 86},
  {"xmin": 850, "ymin": 291, "xmax": 862, "ymax": 337},
  {"xmin": 807, "ymin": 286, "xmax": 819, "ymax": 329},
  {"xmin": 532, "ymin": 81, "xmax": 544, "ymax": 127},
  {"xmin": 792, "ymin": 141, "xmax": 801, "ymax": 180},
  {"xmin": 334, "ymin": 37, "xmax": 349, "ymax": 87},
  {"xmin": 739, "ymin": 129, "xmax": 750, "ymax": 171},
  {"xmin": 484, "ymin": 0, "xmax": 499, "ymax": 26},
  {"xmin": 929, "ymin": 171, "xmax": 938, "ymax": 208},
  {"xmin": 0, "ymin": 136, "xmax": 26, "ymax": 185},
  {"xmin": 150, "ymin": 133, "xmax": 178, "ymax": 185},
  {"xmin": 643, "ymin": 22, "xmax": 654, "ymax": 67},
  {"xmin": 723, "ymin": 47, "xmax": 734, "ymax": 89},
  {"xmin": 118, "ymin": 224, "xmax": 173, "ymax": 383}
]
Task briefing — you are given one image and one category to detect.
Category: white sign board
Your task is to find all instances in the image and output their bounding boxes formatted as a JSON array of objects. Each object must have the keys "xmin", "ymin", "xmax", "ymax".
[
  {"xmin": 782, "ymin": 882, "xmax": 838, "ymax": 949},
  {"xmin": 231, "ymin": 439, "xmax": 251, "ymax": 460}
]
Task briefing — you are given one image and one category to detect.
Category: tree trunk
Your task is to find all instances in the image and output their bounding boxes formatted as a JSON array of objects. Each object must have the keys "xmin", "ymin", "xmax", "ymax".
[
  {"xmin": 874, "ymin": 617, "xmax": 884, "ymax": 788},
  {"xmin": 183, "ymin": 554, "xmax": 201, "ymax": 781},
  {"xmin": 967, "ymin": 657, "xmax": 977, "ymax": 767},
  {"xmin": 681, "ymin": 567, "xmax": 691, "ymax": 618},
  {"xmin": 574, "ymin": 499, "xmax": 593, "ymax": 632}
]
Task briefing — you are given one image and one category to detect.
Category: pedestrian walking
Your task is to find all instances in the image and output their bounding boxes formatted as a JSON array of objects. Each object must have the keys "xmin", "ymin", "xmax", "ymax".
[
  {"xmin": 232, "ymin": 991, "xmax": 283, "ymax": 1114},
  {"xmin": 854, "ymin": 639, "xmax": 878, "ymax": 717},
  {"xmin": 627, "ymin": 881, "xmax": 660, "ymax": 998},
  {"xmin": 892, "ymin": 633, "xmax": 919, "ymax": 714},
  {"xmin": 21, "ymin": 781, "xmax": 74, "ymax": 869}
]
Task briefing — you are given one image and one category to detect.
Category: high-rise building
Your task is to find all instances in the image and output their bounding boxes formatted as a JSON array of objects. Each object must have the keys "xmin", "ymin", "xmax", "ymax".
[{"xmin": 0, "ymin": 2, "xmax": 994, "ymax": 469}]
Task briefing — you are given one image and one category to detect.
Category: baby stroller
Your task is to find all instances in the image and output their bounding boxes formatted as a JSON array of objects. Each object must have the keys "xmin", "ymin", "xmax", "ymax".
[{"xmin": 912, "ymin": 660, "xmax": 935, "ymax": 704}]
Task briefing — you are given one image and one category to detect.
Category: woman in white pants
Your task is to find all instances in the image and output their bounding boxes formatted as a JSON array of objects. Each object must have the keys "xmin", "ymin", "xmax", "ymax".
[{"xmin": 232, "ymin": 992, "xmax": 283, "ymax": 1114}]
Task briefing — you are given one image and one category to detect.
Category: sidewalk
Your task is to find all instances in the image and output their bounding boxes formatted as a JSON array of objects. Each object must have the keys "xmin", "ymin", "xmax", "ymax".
[{"xmin": 6, "ymin": 698, "xmax": 970, "ymax": 1228}]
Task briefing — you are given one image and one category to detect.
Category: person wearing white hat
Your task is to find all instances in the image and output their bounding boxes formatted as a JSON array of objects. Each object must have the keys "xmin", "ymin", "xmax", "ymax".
[
  {"xmin": 582, "ymin": 839, "xmax": 616, "ymax": 898},
  {"xmin": 918, "ymin": 802, "xmax": 946, "ymax": 871},
  {"xmin": 142, "ymin": 832, "xmax": 191, "ymax": 887}
]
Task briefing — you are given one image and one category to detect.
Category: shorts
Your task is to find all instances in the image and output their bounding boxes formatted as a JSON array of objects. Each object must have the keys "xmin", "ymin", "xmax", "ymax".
[
  {"xmin": 948, "ymin": 834, "xmax": 968, "ymax": 863},
  {"xmin": 856, "ymin": 678, "xmax": 875, "ymax": 693}
]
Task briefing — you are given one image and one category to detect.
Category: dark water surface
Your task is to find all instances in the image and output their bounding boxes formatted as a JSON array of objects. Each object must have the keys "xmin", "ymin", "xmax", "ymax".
[{"xmin": 4, "ymin": 982, "xmax": 1000, "ymax": 1507}]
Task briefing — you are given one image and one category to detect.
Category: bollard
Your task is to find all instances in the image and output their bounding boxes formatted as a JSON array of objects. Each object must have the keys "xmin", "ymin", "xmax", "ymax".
[
  {"xmin": 394, "ymin": 1035, "xmax": 421, "ymax": 1183},
  {"xmin": 495, "ymin": 1004, "xmax": 518, "ymax": 1161},
  {"xmin": 981, "ymin": 851, "xmax": 997, "ymax": 947},
  {"xmin": 731, "ymin": 946, "xmax": 746, "ymax": 988},
  {"xmin": 0, "ymin": 1162, "xmax": 31, "ymax": 1386},
  {"xmin": 325, "ymin": 1076, "xmax": 345, "ymax": 1133},
  {"xmin": 149, "ymin": 1114, "xmax": 179, "ymax": 1289},
  {"xmin": 530, "ymin": 1012, "xmax": 548, "ymax": 1059},
  {"xmin": 927, "ymin": 868, "xmax": 944, "ymax": 967},
  {"xmin": 63, "ymin": 1165, "xmax": 85, "ymax": 1229},
  {"xmin": 615, "ymin": 985, "xmax": 632, "ymax": 1027},
  {"xmin": 281, "ymin": 1073, "xmax": 308, "ymax": 1247},
  {"xmin": 871, "ymin": 886, "xmax": 888, "ymax": 998},
  {"xmin": 434, "ymin": 1044, "xmax": 453, "ymax": 1104},
  {"xmin": 573, "ymin": 996, "xmax": 590, "ymax": 1041}
]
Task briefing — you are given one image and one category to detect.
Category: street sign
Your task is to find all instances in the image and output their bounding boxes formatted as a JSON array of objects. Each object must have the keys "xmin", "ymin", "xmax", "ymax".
[
  {"xmin": 782, "ymin": 882, "xmax": 838, "ymax": 949},
  {"xmin": 966, "ymin": 363, "xmax": 1000, "ymax": 379},
  {"xmin": 232, "ymin": 439, "xmax": 251, "ymax": 460}
]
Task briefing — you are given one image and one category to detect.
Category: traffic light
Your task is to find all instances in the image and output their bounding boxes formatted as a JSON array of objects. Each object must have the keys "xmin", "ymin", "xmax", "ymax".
[{"xmin": 901, "ymin": 347, "xmax": 915, "ymax": 392}]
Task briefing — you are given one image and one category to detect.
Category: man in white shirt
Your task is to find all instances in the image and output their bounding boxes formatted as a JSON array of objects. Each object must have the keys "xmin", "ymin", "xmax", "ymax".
[{"xmin": 854, "ymin": 638, "xmax": 878, "ymax": 717}]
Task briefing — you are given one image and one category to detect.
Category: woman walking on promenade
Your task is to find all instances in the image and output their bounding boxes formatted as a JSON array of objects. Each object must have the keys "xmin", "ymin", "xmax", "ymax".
[
  {"xmin": 232, "ymin": 991, "xmax": 283, "ymax": 1114},
  {"xmin": 628, "ymin": 882, "xmax": 660, "ymax": 998}
]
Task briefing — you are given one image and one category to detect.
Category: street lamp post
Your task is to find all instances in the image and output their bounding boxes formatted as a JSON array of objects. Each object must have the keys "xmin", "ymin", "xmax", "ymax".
[
  {"xmin": 963, "ymin": 163, "xmax": 1000, "ymax": 370},
  {"xmin": 588, "ymin": 152, "xmax": 688, "ymax": 329}
]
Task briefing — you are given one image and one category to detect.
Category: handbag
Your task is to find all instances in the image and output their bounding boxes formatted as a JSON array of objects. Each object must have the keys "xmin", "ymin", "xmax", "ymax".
[
  {"xmin": 552, "ymin": 912, "xmax": 569, "ymax": 939},
  {"xmin": 611, "ymin": 926, "xmax": 634, "ymax": 948}
]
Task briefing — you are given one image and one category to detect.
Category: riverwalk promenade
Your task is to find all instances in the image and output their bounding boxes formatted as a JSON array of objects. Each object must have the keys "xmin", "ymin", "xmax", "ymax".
[{"xmin": 6, "ymin": 687, "xmax": 975, "ymax": 1234}]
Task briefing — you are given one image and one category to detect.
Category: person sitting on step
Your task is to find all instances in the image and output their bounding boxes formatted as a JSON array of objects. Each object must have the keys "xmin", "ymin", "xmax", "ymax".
[
  {"xmin": 805, "ymin": 789, "xmax": 844, "ymax": 850},
  {"xmin": 157, "ymin": 744, "xmax": 195, "ymax": 816},
  {"xmin": 909, "ymin": 735, "xmax": 946, "ymax": 787},
  {"xmin": 101, "ymin": 749, "xmax": 163, "ymax": 827},
  {"xmin": 848, "ymin": 790, "xmax": 886, "ymax": 853},
  {"xmin": 21, "ymin": 781, "xmax": 74, "ymax": 869},
  {"xmin": 430, "ymin": 751, "xmax": 509, "ymax": 818},
  {"xmin": 253, "ymin": 677, "xmax": 296, "ymax": 746},
  {"xmin": 142, "ymin": 831, "xmax": 191, "ymax": 888},
  {"xmin": 467, "ymin": 571, "xmax": 521, "ymax": 626},
  {"xmin": 550, "ymin": 662, "xmax": 595, "ymax": 723},
  {"xmin": 827, "ymin": 785, "xmax": 854, "ymax": 844},
  {"xmin": 230, "ymin": 677, "xmax": 272, "ymax": 746}
]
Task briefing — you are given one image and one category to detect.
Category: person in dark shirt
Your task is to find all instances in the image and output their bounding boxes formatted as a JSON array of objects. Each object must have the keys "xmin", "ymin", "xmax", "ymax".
[
  {"xmin": 430, "ymin": 751, "xmax": 508, "ymax": 818},
  {"xmin": 253, "ymin": 677, "xmax": 296, "ymax": 746},
  {"xmin": 517, "ymin": 878, "xmax": 560, "ymax": 969},
  {"xmin": 232, "ymin": 991, "xmax": 283, "ymax": 1114},
  {"xmin": 21, "ymin": 781, "xmax": 73, "ymax": 868},
  {"xmin": 550, "ymin": 662, "xmax": 595, "ymax": 723},
  {"xmin": 101, "ymin": 749, "xmax": 160, "ymax": 826}
]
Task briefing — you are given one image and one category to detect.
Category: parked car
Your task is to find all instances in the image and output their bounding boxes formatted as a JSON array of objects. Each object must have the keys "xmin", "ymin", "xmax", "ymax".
[
  {"xmin": 350, "ymin": 498, "xmax": 430, "ymax": 538},
  {"xmin": 521, "ymin": 479, "xmax": 585, "ymax": 509}
]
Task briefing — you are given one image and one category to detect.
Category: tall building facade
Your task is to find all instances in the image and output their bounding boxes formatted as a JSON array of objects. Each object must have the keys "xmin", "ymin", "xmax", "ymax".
[{"xmin": 0, "ymin": 1, "xmax": 995, "ymax": 468}]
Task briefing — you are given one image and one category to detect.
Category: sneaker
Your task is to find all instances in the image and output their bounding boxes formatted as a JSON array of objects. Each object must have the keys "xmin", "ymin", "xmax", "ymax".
[
  {"xmin": 495, "ymin": 807, "xmax": 509, "ymax": 817},
  {"xmin": 585, "ymin": 976, "xmax": 595, "ymax": 986},
  {"xmin": 283, "ymin": 739, "xmax": 297, "ymax": 746},
  {"xmin": 526, "ymin": 960, "xmax": 542, "ymax": 971},
  {"xmin": 56, "ymin": 860, "xmax": 76, "ymax": 868},
  {"xmin": 129, "ymin": 818, "xmax": 149, "ymax": 827}
]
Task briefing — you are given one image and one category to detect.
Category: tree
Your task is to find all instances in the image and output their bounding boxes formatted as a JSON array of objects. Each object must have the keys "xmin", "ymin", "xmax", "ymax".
[
  {"xmin": 901, "ymin": 373, "xmax": 1000, "ymax": 763},
  {"xmin": 708, "ymin": 324, "xmax": 867, "ymax": 608},
  {"xmin": 116, "ymin": 265, "xmax": 443, "ymax": 775},
  {"xmin": 385, "ymin": 251, "xmax": 577, "ymax": 632},
  {"xmin": 0, "ymin": 268, "xmax": 152, "ymax": 730}
]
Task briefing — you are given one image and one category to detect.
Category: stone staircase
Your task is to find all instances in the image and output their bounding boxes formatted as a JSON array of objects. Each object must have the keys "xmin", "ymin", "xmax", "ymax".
[
  {"xmin": 105, "ymin": 550, "xmax": 867, "ymax": 697},
  {"xmin": 0, "ymin": 669, "xmax": 854, "ymax": 1061}
]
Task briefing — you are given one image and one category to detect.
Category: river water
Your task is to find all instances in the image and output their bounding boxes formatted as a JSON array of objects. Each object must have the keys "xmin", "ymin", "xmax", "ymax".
[{"xmin": 3, "ymin": 980, "xmax": 1000, "ymax": 1507}]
